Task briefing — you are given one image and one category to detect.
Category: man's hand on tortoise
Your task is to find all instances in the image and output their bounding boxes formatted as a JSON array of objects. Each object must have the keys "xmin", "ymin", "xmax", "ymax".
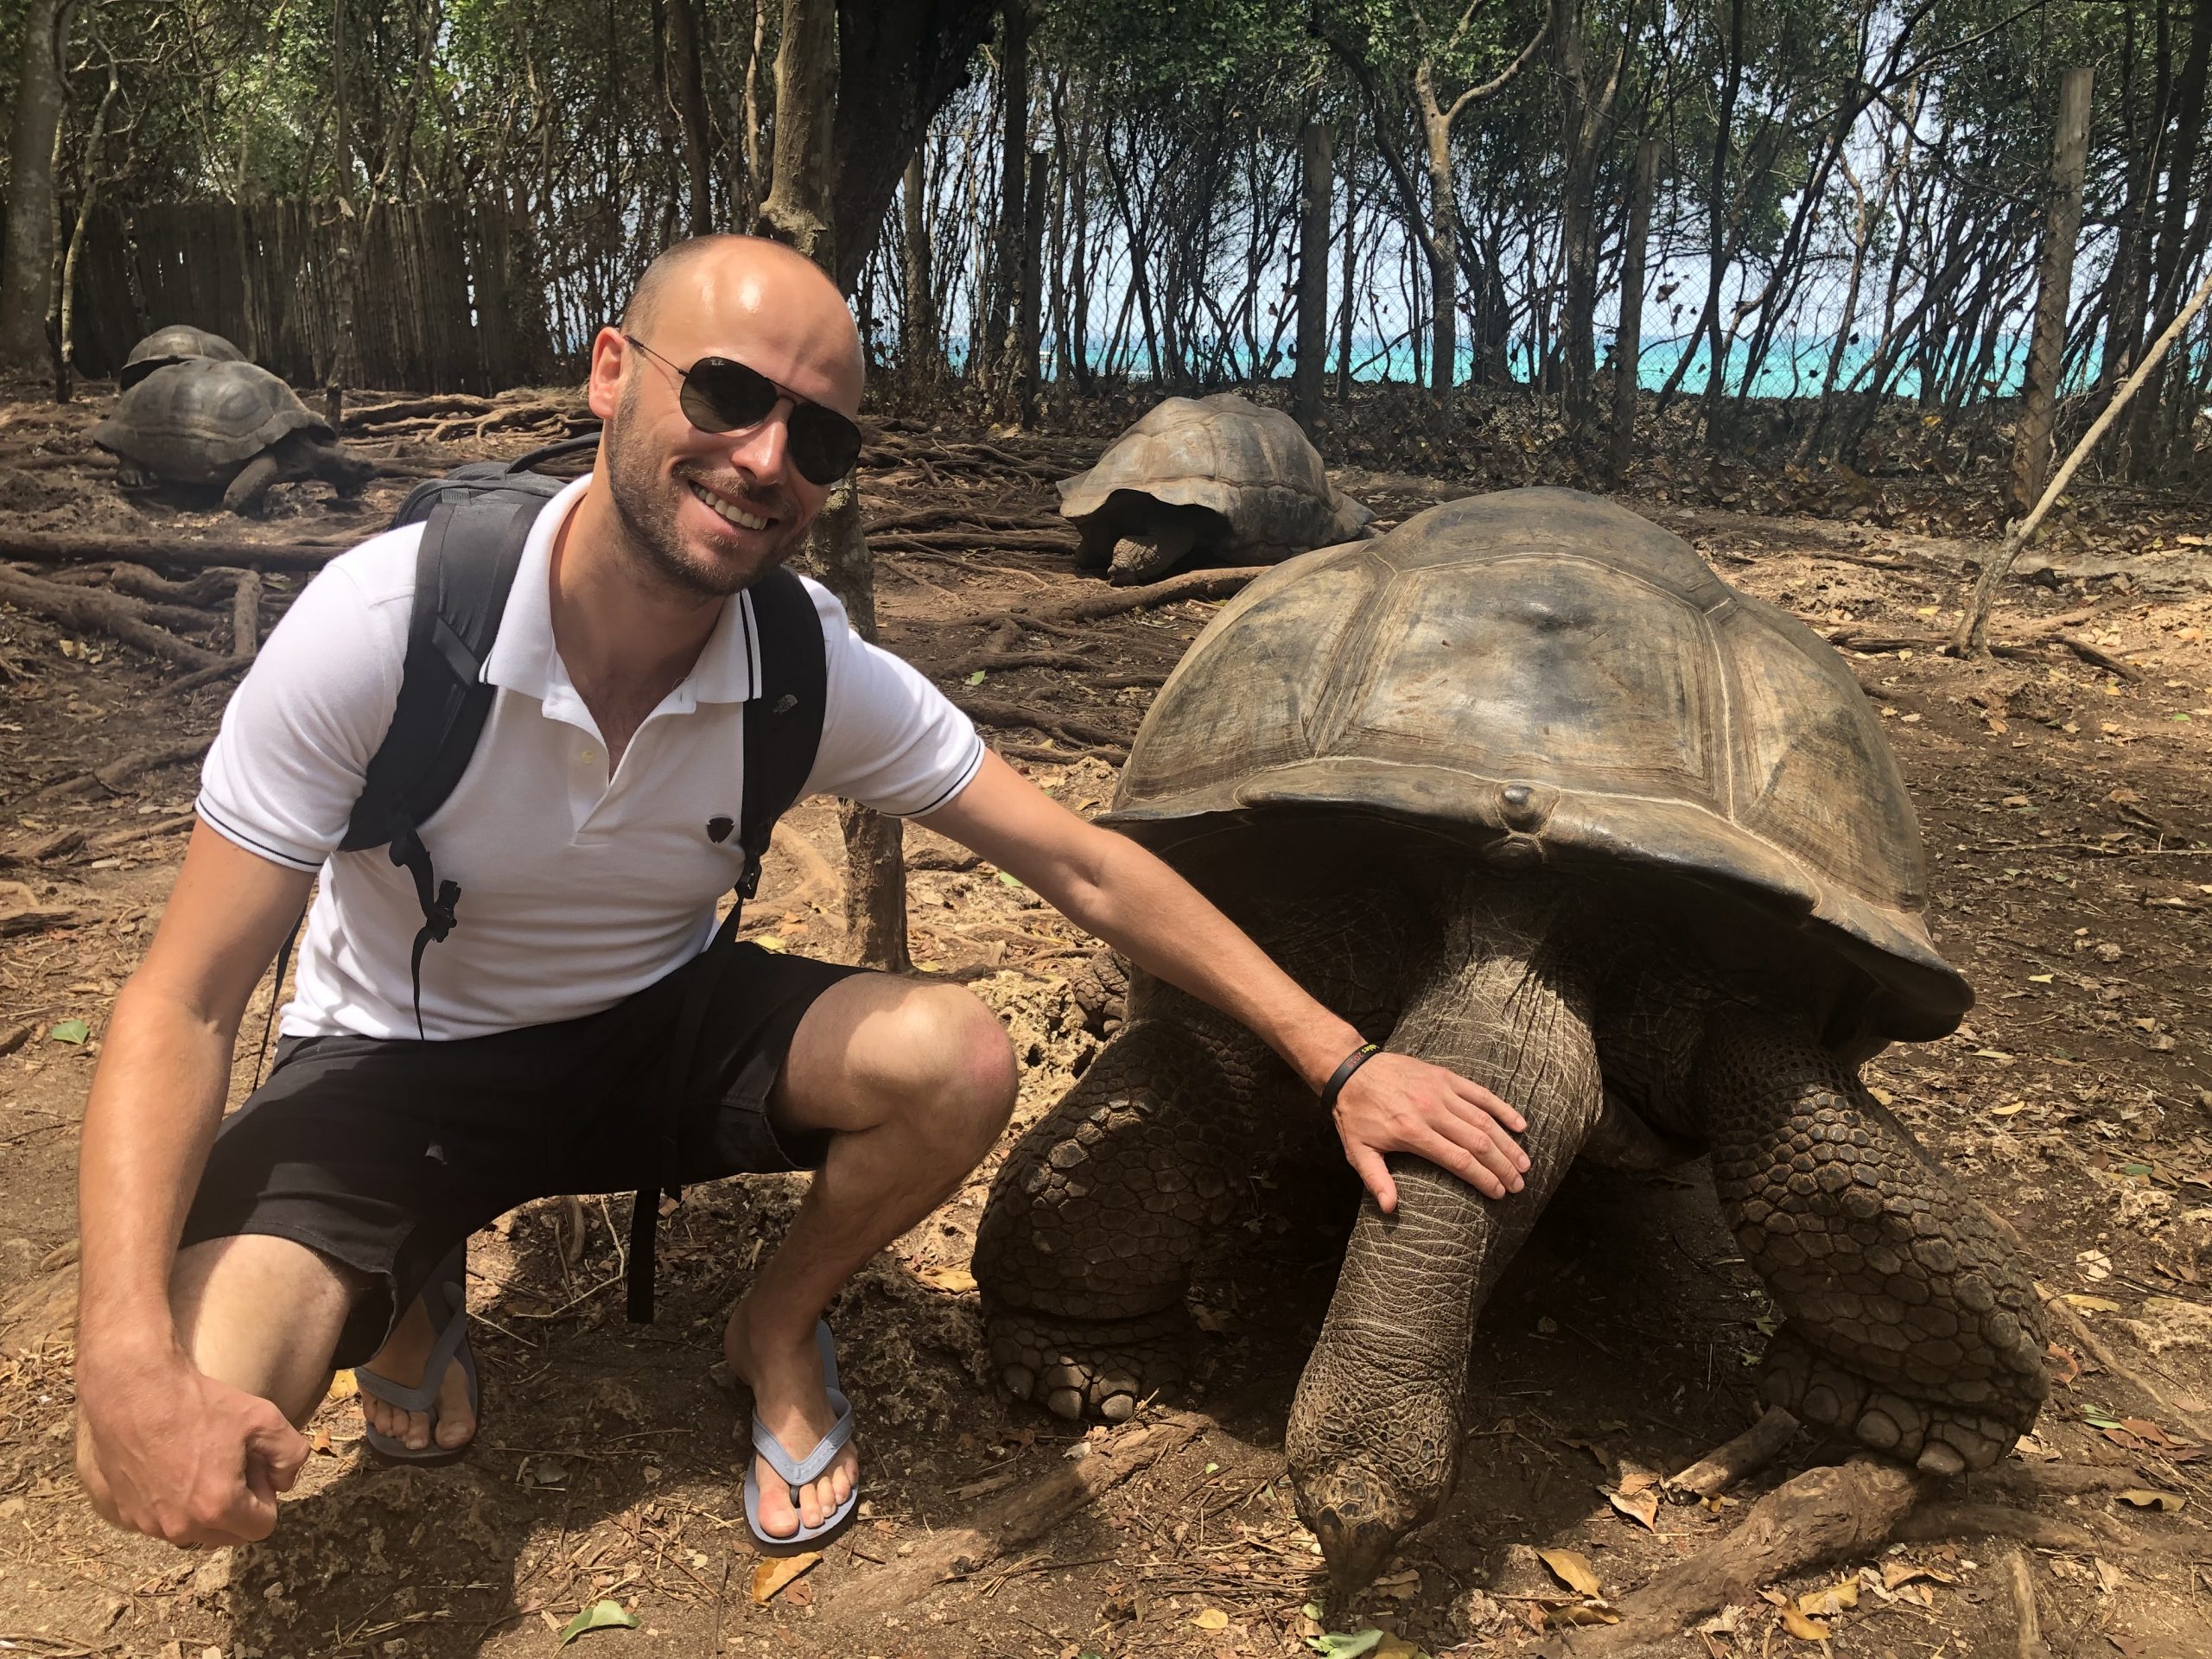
[{"xmin": 1330, "ymin": 1052, "xmax": 1529, "ymax": 1212}]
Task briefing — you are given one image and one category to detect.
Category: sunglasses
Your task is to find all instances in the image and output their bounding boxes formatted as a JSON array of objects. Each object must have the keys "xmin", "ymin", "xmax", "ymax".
[{"xmin": 622, "ymin": 334, "xmax": 862, "ymax": 486}]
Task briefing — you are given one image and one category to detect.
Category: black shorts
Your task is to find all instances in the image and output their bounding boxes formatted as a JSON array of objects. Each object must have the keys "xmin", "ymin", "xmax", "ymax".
[{"xmin": 180, "ymin": 939, "xmax": 867, "ymax": 1368}]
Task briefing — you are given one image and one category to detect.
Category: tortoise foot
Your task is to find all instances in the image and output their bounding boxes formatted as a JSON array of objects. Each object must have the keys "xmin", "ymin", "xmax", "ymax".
[
  {"xmin": 1756, "ymin": 1322, "xmax": 2026, "ymax": 1474},
  {"xmin": 988, "ymin": 1306, "xmax": 1189, "ymax": 1423}
]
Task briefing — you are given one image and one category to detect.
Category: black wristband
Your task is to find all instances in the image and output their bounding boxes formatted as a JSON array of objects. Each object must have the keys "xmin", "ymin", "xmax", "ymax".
[{"xmin": 1319, "ymin": 1042, "xmax": 1382, "ymax": 1109}]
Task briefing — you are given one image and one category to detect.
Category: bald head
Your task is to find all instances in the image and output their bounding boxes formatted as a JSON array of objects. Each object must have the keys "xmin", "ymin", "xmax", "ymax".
[{"xmin": 620, "ymin": 234, "xmax": 862, "ymax": 414}]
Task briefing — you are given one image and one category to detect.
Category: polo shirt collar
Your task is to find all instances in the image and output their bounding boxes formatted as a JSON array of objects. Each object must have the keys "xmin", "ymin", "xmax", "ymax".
[{"xmin": 481, "ymin": 473, "xmax": 762, "ymax": 706}]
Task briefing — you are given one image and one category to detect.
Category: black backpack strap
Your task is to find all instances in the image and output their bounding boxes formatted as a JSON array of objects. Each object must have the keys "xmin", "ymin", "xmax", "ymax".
[
  {"xmin": 626, "ymin": 566, "xmax": 829, "ymax": 1322},
  {"xmin": 341, "ymin": 497, "xmax": 535, "ymax": 1037}
]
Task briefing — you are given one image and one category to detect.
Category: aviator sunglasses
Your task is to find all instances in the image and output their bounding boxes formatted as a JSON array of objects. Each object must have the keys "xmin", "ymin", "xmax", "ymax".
[{"xmin": 623, "ymin": 334, "xmax": 863, "ymax": 486}]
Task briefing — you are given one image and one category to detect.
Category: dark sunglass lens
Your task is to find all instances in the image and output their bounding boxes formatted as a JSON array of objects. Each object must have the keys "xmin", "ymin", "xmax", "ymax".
[
  {"xmin": 785, "ymin": 405, "xmax": 863, "ymax": 486},
  {"xmin": 677, "ymin": 357, "xmax": 779, "ymax": 433}
]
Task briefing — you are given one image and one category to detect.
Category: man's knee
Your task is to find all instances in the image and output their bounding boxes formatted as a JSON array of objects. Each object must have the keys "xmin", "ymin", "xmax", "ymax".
[
  {"xmin": 867, "ymin": 984, "xmax": 1018, "ymax": 1157},
  {"xmin": 171, "ymin": 1234, "xmax": 357, "ymax": 1416}
]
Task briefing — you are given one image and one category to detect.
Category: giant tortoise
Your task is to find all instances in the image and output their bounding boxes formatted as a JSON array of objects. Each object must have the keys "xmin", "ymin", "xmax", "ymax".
[
  {"xmin": 974, "ymin": 487, "xmax": 2047, "ymax": 1593},
  {"xmin": 92, "ymin": 358, "xmax": 372, "ymax": 513},
  {"xmin": 116, "ymin": 324, "xmax": 247, "ymax": 390},
  {"xmin": 1058, "ymin": 392, "xmax": 1373, "ymax": 584}
]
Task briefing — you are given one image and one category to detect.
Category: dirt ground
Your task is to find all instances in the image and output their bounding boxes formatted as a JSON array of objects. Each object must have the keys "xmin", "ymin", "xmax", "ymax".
[{"xmin": 2, "ymin": 380, "xmax": 2209, "ymax": 1659}]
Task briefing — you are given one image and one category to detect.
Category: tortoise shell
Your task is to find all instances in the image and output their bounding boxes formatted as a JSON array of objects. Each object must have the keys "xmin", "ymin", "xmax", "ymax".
[
  {"xmin": 1058, "ymin": 392, "xmax": 1373, "ymax": 556},
  {"xmin": 92, "ymin": 359, "xmax": 327, "ymax": 486},
  {"xmin": 1105, "ymin": 487, "xmax": 1971, "ymax": 1040},
  {"xmin": 118, "ymin": 325, "xmax": 247, "ymax": 390}
]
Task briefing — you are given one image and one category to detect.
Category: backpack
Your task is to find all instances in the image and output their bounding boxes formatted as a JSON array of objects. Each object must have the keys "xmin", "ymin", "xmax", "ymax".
[{"xmin": 292, "ymin": 435, "xmax": 829, "ymax": 1320}]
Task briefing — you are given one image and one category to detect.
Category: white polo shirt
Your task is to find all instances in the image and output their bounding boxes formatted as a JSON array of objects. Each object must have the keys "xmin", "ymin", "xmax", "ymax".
[{"xmin": 198, "ymin": 475, "xmax": 985, "ymax": 1041}]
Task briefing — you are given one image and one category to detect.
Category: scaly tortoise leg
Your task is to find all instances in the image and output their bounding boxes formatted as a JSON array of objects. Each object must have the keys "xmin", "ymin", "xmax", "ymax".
[
  {"xmin": 974, "ymin": 993, "xmax": 1283, "ymax": 1422},
  {"xmin": 1696, "ymin": 1006, "xmax": 2049, "ymax": 1475}
]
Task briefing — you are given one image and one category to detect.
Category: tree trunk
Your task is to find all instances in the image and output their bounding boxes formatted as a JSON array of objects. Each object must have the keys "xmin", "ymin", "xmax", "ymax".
[
  {"xmin": 2007, "ymin": 67, "xmax": 2093, "ymax": 518},
  {"xmin": 899, "ymin": 148, "xmax": 942, "ymax": 380},
  {"xmin": 58, "ymin": 41, "xmax": 121, "ymax": 387},
  {"xmin": 986, "ymin": 0, "xmax": 1031, "ymax": 395},
  {"xmin": 1611, "ymin": 130, "xmax": 1657, "ymax": 480},
  {"xmin": 0, "ymin": 0, "xmax": 64, "ymax": 371},
  {"xmin": 1421, "ymin": 99, "xmax": 1457, "ymax": 414},
  {"xmin": 741, "ymin": 0, "xmax": 767, "ymax": 224},
  {"xmin": 1555, "ymin": 0, "xmax": 1611, "ymax": 444},
  {"xmin": 760, "ymin": 0, "xmax": 908, "ymax": 971},
  {"xmin": 1337, "ymin": 119, "xmax": 1359, "ymax": 400},
  {"xmin": 326, "ymin": 0, "xmax": 359, "ymax": 428},
  {"xmin": 1014, "ymin": 145, "xmax": 1047, "ymax": 428},
  {"xmin": 1293, "ymin": 113, "xmax": 1333, "ymax": 434},
  {"xmin": 2124, "ymin": 0, "xmax": 2211, "ymax": 474},
  {"xmin": 667, "ymin": 0, "xmax": 716, "ymax": 238}
]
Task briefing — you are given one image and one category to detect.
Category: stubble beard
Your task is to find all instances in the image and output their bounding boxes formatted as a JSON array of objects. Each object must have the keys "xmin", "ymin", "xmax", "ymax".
[{"xmin": 603, "ymin": 377, "xmax": 808, "ymax": 599}]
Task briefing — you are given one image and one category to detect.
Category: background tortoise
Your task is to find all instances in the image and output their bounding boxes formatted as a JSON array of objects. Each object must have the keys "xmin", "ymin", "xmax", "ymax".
[
  {"xmin": 1058, "ymin": 391, "xmax": 1374, "ymax": 584},
  {"xmin": 975, "ymin": 487, "xmax": 2048, "ymax": 1593},
  {"xmin": 92, "ymin": 358, "xmax": 372, "ymax": 513},
  {"xmin": 116, "ymin": 324, "xmax": 246, "ymax": 390}
]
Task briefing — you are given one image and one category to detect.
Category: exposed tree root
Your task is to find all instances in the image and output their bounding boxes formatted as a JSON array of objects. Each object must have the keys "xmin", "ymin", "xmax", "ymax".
[
  {"xmin": 952, "ymin": 694, "xmax": 1129, "ymax": 755},
  {"xmin": 1893, "ymin": 1502, "xmax": 2097, "ymax": 1553},
  {"xmin": 31, "ymin": 734, "xmax": 212, "ymax": 802},
  {"xmin": 0, "ymin": 532, "xmax": 344, "ymax": 571},
  {"xmin": 1665, "ymin": 1406, "xmax": 1803, "ymax": 1502},
  {"xmin": 0, "ymin": 567, "xmax": 226, "ymax": 668},
  {"xmin": 232, "ymin": 569, "xmax": 262, "ymax": 658},
  {"xmin": 826, "ymin": 1410, "xmax": 1207, "ymax": 1629},
  {"xmin": 1550, "ymin": 1457, "xmax": 1921, "ymax": 1656}
]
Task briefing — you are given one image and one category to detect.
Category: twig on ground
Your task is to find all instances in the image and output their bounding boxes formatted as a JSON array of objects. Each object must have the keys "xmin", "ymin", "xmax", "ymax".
[
  {"xmin": 2039, "ymin": 1282, "xmax": 2212, "ymax": 1443},
  {"xmin": 2005, "ymin": 1548, "xmax": 2052, "ymax": 1659},
  {"xmin": 955, "ymin": 695, "xmax": 1130, "ymax": 753},
  {"xmin": 232, "ymin": 569, "xmax": 262, "ymax": 658},
  {"xmin": 1665, "ymin": 1406, "xmax": 1802, "ymax": 1502}
]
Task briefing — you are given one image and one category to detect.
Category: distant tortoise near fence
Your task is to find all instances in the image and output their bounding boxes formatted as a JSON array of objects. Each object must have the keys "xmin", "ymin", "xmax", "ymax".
[
  {"xmin": 116, "ymin": 325, "xmax": 248, "ymax": 390},
  {"xmin": 974, "ymin": 486, "xmax": 2048, "ymax": 1594},
  {"xmin": 1058, "ymin": 392, "xmax": 1374, "ymax": 584},
  {"xmin": 92, "ymin": 359, "xmax": 373, "ymax": 514}
]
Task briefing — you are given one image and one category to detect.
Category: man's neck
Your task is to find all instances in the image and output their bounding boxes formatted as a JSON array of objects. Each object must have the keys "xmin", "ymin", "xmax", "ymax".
[{"xmin": 550, "ymin": 481, "xmax": 723, "ymax": 698}]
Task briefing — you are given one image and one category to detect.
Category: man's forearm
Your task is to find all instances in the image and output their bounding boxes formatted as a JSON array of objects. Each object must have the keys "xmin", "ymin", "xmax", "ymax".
[
  {"xmin": 1024, "ymin": 830, "xmax": 1365, "ymax": 1092},
  {"xmin": 76, "ymin": 982, "xmax": 238, "ymax": 1362}
]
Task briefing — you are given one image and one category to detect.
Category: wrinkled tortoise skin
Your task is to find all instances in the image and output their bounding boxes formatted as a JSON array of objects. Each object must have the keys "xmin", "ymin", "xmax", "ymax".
[{"xmin": 975, "ymin": 487, "xmax": 2046, "ymax": 1592}]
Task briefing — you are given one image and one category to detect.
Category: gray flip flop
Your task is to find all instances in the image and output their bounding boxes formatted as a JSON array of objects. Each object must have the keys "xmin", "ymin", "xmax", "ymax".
[{"xmin": 354, "ymin": 1243, "xmax": 479, "ymax": 1465}]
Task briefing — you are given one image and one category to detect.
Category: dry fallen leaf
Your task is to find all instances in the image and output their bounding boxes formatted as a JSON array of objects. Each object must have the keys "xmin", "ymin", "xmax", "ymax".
[
  {"xmin": 1694, "ymin": 1607, "xmax": 1743, "ymax": 1635},
  {"xmin": 1780, "ymin": 1606, "xmax": 1832, "ymax": 1641},
  {"xmin": 2062, "ymin": 1294, "xmax": 2124, "ymax": 1313},
  {"xmin": 1605, "ymin": 1487, "xmax": 1661, "ymax": 1530},
  {"xmin": 1881, "ymin": 1560, "xmax": 1959, "ymax": 1591},
  {"xmin": 1536, "ymin": 1548, "xmax": 1604, "ymax": 1598},
  {"xmin": 326, "ymin": 1372, "xmax": 359, "ymax": 1402},
  {"xmin": 1192, "ymin": 1608, "xmax": 1230, "ymax": 1630},
  {"xmin": 1615, "ymin": 1465, "xmax": 1658, "ymax": 1497},
  {"xmin": 749, "ymin": 1551, "xmax": 823, "ymax": 1604},
  {"xmin": 1798, "ymin": 1579, "xmax": 1859, "ymax": 1616},
  {"xmin": 918, "ymin": 1265, "xmax": 977, "ymax": 1294},
  {"xmin": 2115, "ymin": 1489, "xmax": 2185, "ymax": 1512},
  {"xmin": 1548, "ymin": 1604, "xmax": 1623, "ymax": 1628}
]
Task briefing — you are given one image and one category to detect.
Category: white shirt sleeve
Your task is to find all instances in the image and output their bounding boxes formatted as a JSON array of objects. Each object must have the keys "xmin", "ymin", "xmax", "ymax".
[
  {"xmin": 802, "ymin": 579, "xmax": 985, "ymax": 818},
  {"xmin": 194, "ymin": 529, "xmax": 422, "ymax": 872}
]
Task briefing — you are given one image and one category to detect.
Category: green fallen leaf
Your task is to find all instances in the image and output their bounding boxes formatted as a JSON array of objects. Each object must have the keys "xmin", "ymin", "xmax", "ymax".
[
  {"xmin": 1305, "ymin": 1632, "xmax": 1384, "ymax": 1659},
  {"xmin": 995, "ymin": 871, "xmax": 1025, "ymax": 888},
  {"xmin": 755, "ymin": 934, "xmax": 787, "ymax": 953},
  {"xmin": 48, "ymin": 1019, "xmax": 89, "ymax": 1045},
  {"xmin": 967, "ymin": 670, "xmax": 988, "ymax": 684},
  {"xmin": 558, "ymin": 1599, "xmax": 639, "ymax": 1644}
]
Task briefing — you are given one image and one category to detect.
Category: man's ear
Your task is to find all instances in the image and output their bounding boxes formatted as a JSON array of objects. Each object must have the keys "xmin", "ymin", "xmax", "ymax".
[{"xmin": 585, "ymin": 327, "xmax": 627, "ymax": 423}]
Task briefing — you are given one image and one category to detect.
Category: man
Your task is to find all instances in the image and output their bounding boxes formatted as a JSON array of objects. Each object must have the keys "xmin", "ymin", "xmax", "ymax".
[{"xmin": 73, "ymin": 234, "xmax": 1530, "ymax": 1551}]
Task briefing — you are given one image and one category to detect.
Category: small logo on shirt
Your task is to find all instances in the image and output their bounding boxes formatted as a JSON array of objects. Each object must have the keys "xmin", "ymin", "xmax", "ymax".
[
  {"xmin": 772, "ymin": 693, "xmax": 798, "ymax": 715},
  {"xmin": 706, "ymin": 816, "xmax": 734, "ymax": 843}
]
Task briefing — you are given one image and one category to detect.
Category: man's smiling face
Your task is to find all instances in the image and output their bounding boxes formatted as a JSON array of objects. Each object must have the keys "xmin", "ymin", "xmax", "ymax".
[{"xmin": 587, "ymin": 237, "xmax": 864, "ymax": 598}]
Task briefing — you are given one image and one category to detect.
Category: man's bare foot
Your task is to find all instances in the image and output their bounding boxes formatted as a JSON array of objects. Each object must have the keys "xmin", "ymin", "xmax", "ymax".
[
  {"xmin": 724, "ymin": 1300, "xmax": 856, "ymax": 1538},
  {"xmin": 358, "ymin": 1294, "xmax": 476, "ymax": 1454}
]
